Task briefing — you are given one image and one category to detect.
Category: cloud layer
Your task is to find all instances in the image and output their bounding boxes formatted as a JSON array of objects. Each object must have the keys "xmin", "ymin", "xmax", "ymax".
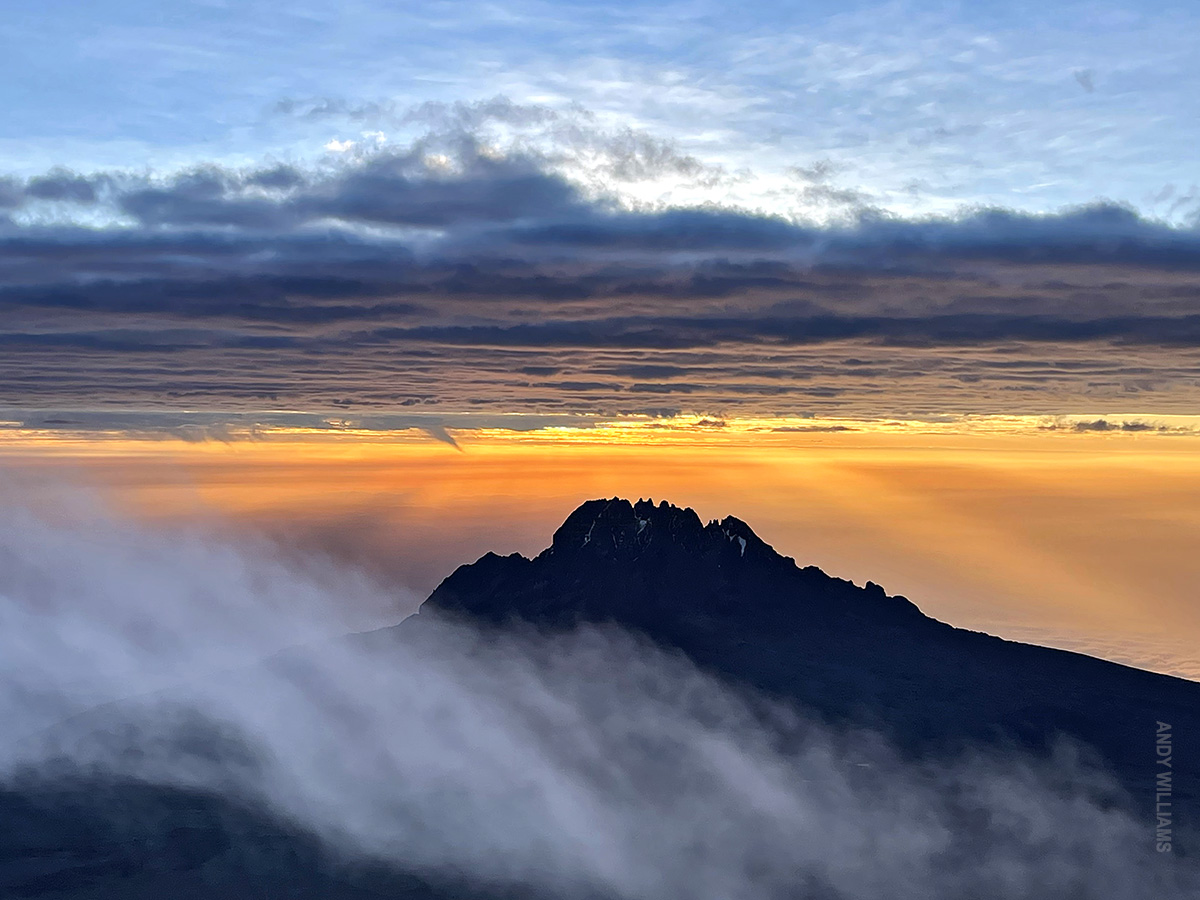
[
  {"xmin": 3, "ymin": 128, "xmax": 1200, "ymax": 426},
  {"xmin": 0, "ymin": 493, "xmax": 1196, "ymax": 898}
]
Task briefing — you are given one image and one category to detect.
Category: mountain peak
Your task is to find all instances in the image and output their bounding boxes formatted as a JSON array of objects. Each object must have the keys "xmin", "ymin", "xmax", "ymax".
[
  {"xmin": 411, "ymin": 497, "xmax": 1200, "ymax": 822},
  {"xmin": 549, "ymin": 497, "xmax": 772, "ymax": 562},
  {"xmin": 426, "ymin": 497, "xmax": 924, "ymax": 633}
]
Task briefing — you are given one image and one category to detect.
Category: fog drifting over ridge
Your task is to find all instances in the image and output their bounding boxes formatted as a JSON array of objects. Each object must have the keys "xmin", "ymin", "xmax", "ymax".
[{"xmin": 0, "ymin": 487, "xmax": 1193, "ymax": 898}]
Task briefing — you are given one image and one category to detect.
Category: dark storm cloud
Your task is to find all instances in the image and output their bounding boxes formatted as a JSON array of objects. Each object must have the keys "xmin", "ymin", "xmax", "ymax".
[
  {"xmin": 499, "ymin": 201, "xmax": 1200, "ymax": 269},
  {"xmin": 306, "ymin": 153, "xmax": 588, "ymax": 227},
  {"xmin": 4, "ymin": 146, "xmax": 1200, "ymax": 423},
  {"xmin": 0, "ymin": 179, "xmax": 21, "ymax": 209},
  {"xmin": 0, "ymin": 277, "xmax": 426, "ymax": 324},
  {"xmin": 24, "ymin": 168, "xmax": 102, "ymax": 204},
  {"xmin": 117, "ymin": 167, "xmax": 301, "ymax": 230},
  {"xmin": 350, "ymin": 312, "xmax": 1200, "ymax": 349},
  {"xmin": 101, "ymin": 146, "xmax": 593, "ymax": 231},
  {"xmin": 7, "ymin": 138, "xmax": 1197, "ymax": 267},
  {"xmin": 770, "ymin": 424, "xmax": 856, "ymax": 432},
  {"xmin": 499, "ymin": 208, "xmax": 803, "ymax": 252},
  {"xmin": 1039, "ymin": 419, "xmax": 1191, "ymax": 434},
  {"xmin": 245, "ymin": 164, "xmax": 307, "ymax": 190}
]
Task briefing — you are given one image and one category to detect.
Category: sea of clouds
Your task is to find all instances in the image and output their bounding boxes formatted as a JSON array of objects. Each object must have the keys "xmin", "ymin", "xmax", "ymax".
[{"xmin": 0, "ymin": 482, "xmax": 1194, "ymax": 899}]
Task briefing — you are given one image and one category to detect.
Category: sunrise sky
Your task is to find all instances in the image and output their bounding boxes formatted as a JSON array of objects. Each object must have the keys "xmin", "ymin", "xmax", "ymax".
[{"xmin": 3, "ymin": 0, "xmax": 1199, "ymax": 678}]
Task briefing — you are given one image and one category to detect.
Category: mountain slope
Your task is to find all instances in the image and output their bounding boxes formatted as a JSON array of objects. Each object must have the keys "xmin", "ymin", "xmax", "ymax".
[{"xmin": 422, "ymin": 497, "xmax": 1199, "ymax": 818}]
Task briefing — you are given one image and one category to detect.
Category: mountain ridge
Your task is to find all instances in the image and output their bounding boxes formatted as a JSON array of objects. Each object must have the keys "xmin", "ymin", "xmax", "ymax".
[
  {"xmin": 416, "ymin": 496, "xmax": 1198, "ymax": 832},
  {"xmin": 427, "ymin": 496, "xmax": 927, "ymax": 630}
]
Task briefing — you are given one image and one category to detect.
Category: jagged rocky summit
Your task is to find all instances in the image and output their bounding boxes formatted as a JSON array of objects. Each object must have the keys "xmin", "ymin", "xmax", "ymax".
[{"xmin": 426, "ymin": 496, "xmax": 924, "ymax": 633}]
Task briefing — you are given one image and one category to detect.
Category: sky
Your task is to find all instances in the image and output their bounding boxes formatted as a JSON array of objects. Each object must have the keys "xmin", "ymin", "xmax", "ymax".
[{"xmin": 2, "ymin": 0, "xmax": 1199, "ymax": 677}]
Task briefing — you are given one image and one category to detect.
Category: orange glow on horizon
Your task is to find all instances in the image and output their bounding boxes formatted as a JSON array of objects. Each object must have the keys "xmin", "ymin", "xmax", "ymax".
[{"xmin": 2, "ymin": 420, "xmax": 1198, "ymax": 681}]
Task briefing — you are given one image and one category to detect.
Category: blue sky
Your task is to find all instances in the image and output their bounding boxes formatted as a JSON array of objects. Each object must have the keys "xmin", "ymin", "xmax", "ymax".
[
  {"xmin": 3, "ymin": 0, "xmax": 1197, "ymax": 222},
  {"xmin": 3, "ymin": 0, "xmax": 1200, "ymax": 429}
]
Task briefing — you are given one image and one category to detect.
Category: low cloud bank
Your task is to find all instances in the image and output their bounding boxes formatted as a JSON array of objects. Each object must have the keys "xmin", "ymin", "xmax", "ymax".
[
  {"xmin": 4, "ymin": 102, "xmax": 1200, "ymax": 420},
  {"xmin": 0, "ymin": 489, "xmax": 1194, "ymax": 898}
]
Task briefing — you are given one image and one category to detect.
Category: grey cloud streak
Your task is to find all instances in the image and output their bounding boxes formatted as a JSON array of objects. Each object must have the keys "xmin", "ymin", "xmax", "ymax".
[{"xmin": 3, "ymin": 139, "xmax": 1200, "ymax": 423}]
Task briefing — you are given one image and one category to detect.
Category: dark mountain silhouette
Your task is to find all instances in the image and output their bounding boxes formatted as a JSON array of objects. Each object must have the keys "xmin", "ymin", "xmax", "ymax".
[
  {"xmin": 422, "ymin": 498, "xmax": 1198, "ymax": 803},
  {"xmin": 1, "ymin": 496, "xmax": 1196, "ymax": 897}
]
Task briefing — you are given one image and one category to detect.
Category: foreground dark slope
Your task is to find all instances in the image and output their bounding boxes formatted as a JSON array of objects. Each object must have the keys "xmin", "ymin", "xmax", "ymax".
[{"xmin": 424, "ymin": 498, "xmax": 1199, "ymax": 808}]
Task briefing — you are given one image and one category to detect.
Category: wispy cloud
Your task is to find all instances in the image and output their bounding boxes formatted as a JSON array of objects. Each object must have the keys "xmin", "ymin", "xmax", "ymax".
[
  {"xmin": 0, "ymin": 493, "xmax": 1195, "ymax": 897},
  {"xmin": 4, "ymin": 1, "xmax": 1200, "ymax": 218}
]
